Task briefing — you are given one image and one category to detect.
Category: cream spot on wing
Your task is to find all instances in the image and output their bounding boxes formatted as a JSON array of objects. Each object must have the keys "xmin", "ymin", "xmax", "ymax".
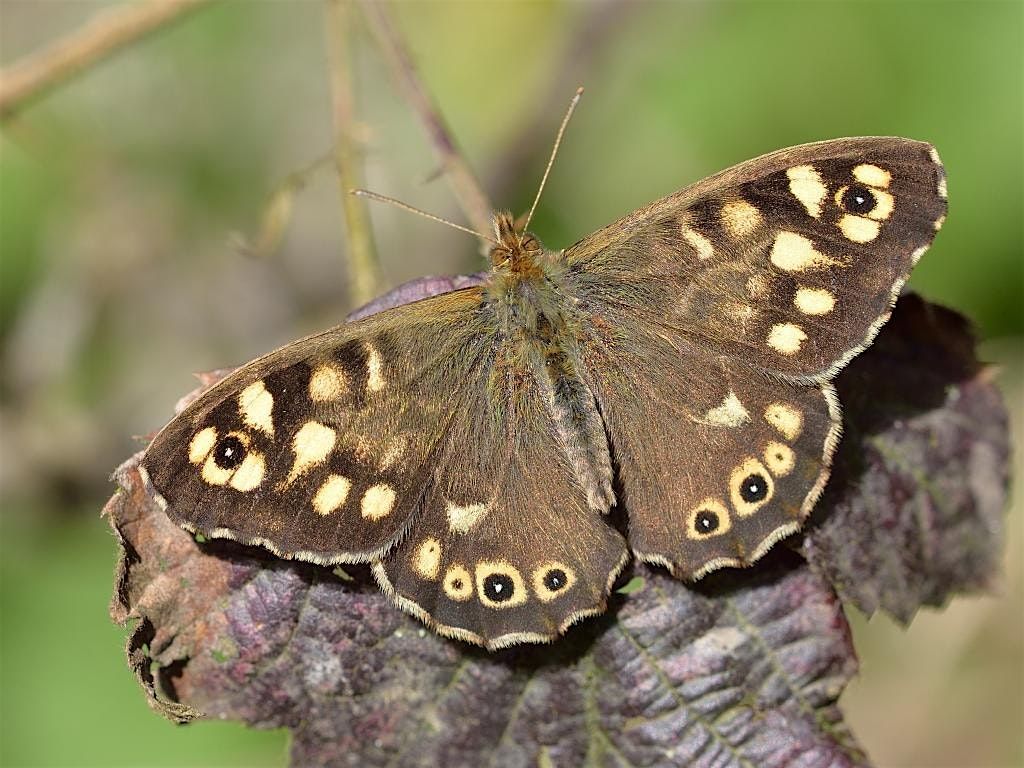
[
  {"xmin": 721, "ymin": 200, "xmax": 762, "ymax": 237},
  {"xmin": 188, "ymin": 427, "xmax": 218, "ymax": 465},
  {"xmin": 865, "ymin": 189, "xmax": 895, "ymax": 221},
  {"xmin": 531, "ymin": 561, "xmax": 577, "ymax": 603},
  {"xmin": 929, "ymin": 146, "xmax": 942, "ymax": 166},
  {"xmin": 475, "ymin": 560, "xmax": 528, "ymax": 609},
  {"xmin": 313, "ymin": 474, "xmax": 351, "ymax": 515},
  {"xmin": 309, "ymin": 363, "xmax": 349, "ymax": 402},
  {"xmin": 853, "ymin": 163, "xmax": 891, "ymax": 189},
  {"xmin": 764, "ymin": 402, "xmax": 803, "ymax": 440},
  {"xmin": 838, "ymin": 214, "xmax": 880, "ymax": 243},
  {"xmin": 764, "ymin": 441, "xmax": 796, "ymax": 477},
  {"xmin": 911, "ymin": 245, "xmax": 928, "ymax": 264},
  {"xmin": 794, "ymin": 286, "xmax": 835, "ymax": 316},
  {"xmin": 229, "ymin": 451, "xmax": 265, "ymax": 492},
  {"xmin": 413, "ymin": 538, "xmax": 442, "ymax": 580},
  {"xmin": 938, "ymin": 176, "xmax": 947, "ymax": 199},
  {"xmin": 786, "ymin": 165, "xmax": 827, "ymax": 218},
  {"xmin": 365, "ymin": 344, "xmax": 385, "ymax": 393},
  {"xmin": 201, "ymin": 458, "xmax": 232, "ymax": 486},
  {"xmin": 730, "ymin": 457, "xmax": 775, "ymax": 517},
  {"xmin": 199, "ymin": 431, "xmax": 250, "ymax": 486},
  {"xmin": 686, "ymin": 498, "xmax": 732, "ymax": 540},
  {"xmin": 287, "ymin": 421, "xmax": 336, "ymax": 483},
  {"xmin": 933, "ymin": 214, "xmax": 946, "ymax": 231},
  {"xmin": 361, "ymin": 483, "xmax": 396, "ymax": 520},
  {"xmin": 682, "ymin": 226, "xmax": 714, "ymax": 260},
  {"xmin": 769, "ymin": 231, "xmax": 836, "ymax": 272},
  {"xmin": 703, "ymin": 391, "xmax": 751, "ymax": 428},
  {"xmin": 239, "ymin": 381, "xmax": 275, "ymax": 437},
  {"xmin": 446, "ymin": 501, "xmax": 489, "ymax": 534},
  {"xmin": 443, "ymin": 564, "xmax": 474, "ymax": 601},
  {"xmin": 767, "ymin": 322, "xmax": 807, "ymax": 355}
]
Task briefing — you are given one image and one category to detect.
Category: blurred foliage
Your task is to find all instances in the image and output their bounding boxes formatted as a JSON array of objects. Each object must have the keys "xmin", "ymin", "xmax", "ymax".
[{"xmin": 0, "ymin": 1, "xmax": 1020, "ymax": 766}]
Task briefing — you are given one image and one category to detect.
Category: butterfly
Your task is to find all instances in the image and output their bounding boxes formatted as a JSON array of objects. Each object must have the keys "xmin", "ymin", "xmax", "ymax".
[{"xmin": 139, "ymin": 134, "xmax": 947, "ymax": 650}]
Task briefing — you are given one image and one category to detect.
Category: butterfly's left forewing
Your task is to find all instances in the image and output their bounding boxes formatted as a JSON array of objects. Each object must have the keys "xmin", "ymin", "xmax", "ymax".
[
  {"xmin": 141, "ymin": 288, "xmax": 492, "ymax": 563},
  {"xmin": 564, "ymin": 137, "xmax": 945, "ymax": 577}
]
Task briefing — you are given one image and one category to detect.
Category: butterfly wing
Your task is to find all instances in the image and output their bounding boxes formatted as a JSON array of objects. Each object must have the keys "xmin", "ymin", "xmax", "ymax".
[
  {"xmin": 562, "ymin": 137, "xmax": 946, "ymax": 575},
  {"xmin": 141, "ymin": 285, "xmax": 628, "ymax": 648},
  {"xmin": 373, "ymin": 355, "xmax": 628, "ymax": 649},
  {"xmin": 141, "ymin": 288, "xmax": 494, "ymax": 563}
]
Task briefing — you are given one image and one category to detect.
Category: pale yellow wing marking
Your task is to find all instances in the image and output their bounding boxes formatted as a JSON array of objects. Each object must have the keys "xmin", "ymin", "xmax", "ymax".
[
  {"xmin": 769, "ymin": 231, "xmax": 841, "ymax": 272},
  {"xmin": 475, "ymin": 561, "xmax": 528, "ymax": 609},
  {"xmin": 721, "ymin": 199, "xmax": 763, "ymax": 238},
  {"xmin": 767, "ymin": 322, "xmax": 808, "ymax": 355},
  {"xmin": 312, "ymin": 474, "xmax": 352, "ymax": 516},
  {"xmin": 412, "ymin": 538, "xmax": 442, "ymax": 580},
  {"xmin": 681, "ymin": 226, "xmax": 715, "ymax": 260},
  {"xmin": 793, "ymin": 286, "xmax": 836, "ymax": 316},
  {"xmin": 442, "ymin": 565, "xmax": 474, "ymax": 601},
  {"xmin": 764, "ymin": 402, "xmax": 804, "ymax": 440},
  {"xmin": 531, "ymin": 562, "xmax": 577, "ymax": 603},
  {"xmin": 284, "ymin": 421, "xmax": 336, "ymax": 485},
  {"xmin": 446, "ymin": 501, "xmax": 489, "ymax": 535},
  {"xmin": 685, "ymin": 498, "xmax": 733, "ymax": 540},
  {"xmin": 361, "ymin": 483, "xmax": 397, "ymax": 520},
  {"xmin": 786, "ymin": 164, "xmax": 827, "ymax": 218},
  {"xmin": 730, "ymin": 458, "xmax": 775, "ymax": 517},
  {"xmin": 702, "ymin": 391, "xmax": 751, "ymax": 428},
  {"xmin": 308, "ymin": 362, "xmax": 349, "ymax": 402},
  {"xmin": 239, "ymin": 381, "xmax": 275, "ymax": 437}
]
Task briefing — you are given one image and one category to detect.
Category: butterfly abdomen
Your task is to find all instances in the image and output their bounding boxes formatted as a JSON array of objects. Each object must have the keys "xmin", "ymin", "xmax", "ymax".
[{"xmin": 496, "ymin": 275, "xmax": 616, "ymax": 515}]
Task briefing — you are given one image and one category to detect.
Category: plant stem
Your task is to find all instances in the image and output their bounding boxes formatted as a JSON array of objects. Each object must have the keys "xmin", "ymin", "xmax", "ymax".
[
  {"xmin": 0, "ymin": 0, "xmax": 214, "ymax": 120},
  {"xmin": 325, "ymin": 0, "xmax": 381, "ymax": 307},
  {"xmin": 358, "ymin": 0, "xmax": 494, "ymax": 251}
]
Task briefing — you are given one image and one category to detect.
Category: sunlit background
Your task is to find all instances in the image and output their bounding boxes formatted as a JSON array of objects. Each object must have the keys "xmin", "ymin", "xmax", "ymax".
[{"xmin": 1, "ymin": 1, "xmax": 1021, "ymax": 766}]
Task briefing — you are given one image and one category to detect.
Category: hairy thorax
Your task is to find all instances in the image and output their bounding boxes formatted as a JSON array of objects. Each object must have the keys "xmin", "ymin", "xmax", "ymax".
[{"xmin": 484, "ymin": 213, "xmax": 614, "ymax": 513}]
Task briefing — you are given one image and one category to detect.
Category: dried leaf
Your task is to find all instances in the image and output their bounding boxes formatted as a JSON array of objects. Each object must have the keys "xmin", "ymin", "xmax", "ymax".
[{"xmin": 801, "ymin": 294, "xmax": 1011, "ymax": 622}]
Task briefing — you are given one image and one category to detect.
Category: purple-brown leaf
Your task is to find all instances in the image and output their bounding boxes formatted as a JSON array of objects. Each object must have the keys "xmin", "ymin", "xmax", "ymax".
[{"xmin": 801, "ymin": 294, "xmax": 1010, "ymax": 622}]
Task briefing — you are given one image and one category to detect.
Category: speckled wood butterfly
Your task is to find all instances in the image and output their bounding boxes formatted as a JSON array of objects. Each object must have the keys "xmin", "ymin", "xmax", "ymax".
[{"xmin": 140, "ymin": 135, "xmax": 947, "ymax": 649}]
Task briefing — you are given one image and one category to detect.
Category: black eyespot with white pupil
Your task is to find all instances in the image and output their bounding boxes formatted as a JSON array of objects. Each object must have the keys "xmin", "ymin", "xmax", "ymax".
[
  {"xmin": 694, "ymin": 509, "xmax": 720, "ymax": 534},
  {"xmin": 842, "ymin": 184, "xmax": 876, "ymax": 214},
  {"xmin": 483, "ymin": 573, "xmax": 515, "ymax": 603},
  {"xmin": 543, "ymin": 568, "xmax": 568, "ymax": 592},
  {"xmin": 213, "ymin": 435, "xmax": 246, "ymax": 469},
  {"xmin": 739, "ymin": 473, "xmax": 769, "ymax": 503}
]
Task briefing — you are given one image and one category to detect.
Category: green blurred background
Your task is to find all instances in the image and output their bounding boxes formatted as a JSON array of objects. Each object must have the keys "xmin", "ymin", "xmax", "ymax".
[{"xmin": 1, "ymin": 1, "xmax": 1021, "ymax": 766}]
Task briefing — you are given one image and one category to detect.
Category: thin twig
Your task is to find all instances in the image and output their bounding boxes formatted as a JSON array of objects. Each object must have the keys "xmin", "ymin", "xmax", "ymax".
[
  {"xmin": 325, "ymin": 0, "xmax": 381, "ymax": 307},
  {"xmin": 0, "ymin": 0, "xmax": 214, "ymax": 120},
  {"xmin": 357, "ymin": 0, "xmax": 494, "ymax": 252}
]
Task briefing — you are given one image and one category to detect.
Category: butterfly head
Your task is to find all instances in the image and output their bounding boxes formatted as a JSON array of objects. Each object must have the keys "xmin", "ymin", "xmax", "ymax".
[{"xmin": 490, "ymin": 211, "xmax": 544, "ymax": 277}]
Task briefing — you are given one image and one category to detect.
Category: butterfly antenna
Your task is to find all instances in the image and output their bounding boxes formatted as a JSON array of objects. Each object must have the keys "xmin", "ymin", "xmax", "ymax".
[
  {"xmin": 351, "ymin": 189, "xmax": 499, "ymax": 246},
  {"xmin": 518, "ymin": 86, "xmax": 584, "ymax": 244}
]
